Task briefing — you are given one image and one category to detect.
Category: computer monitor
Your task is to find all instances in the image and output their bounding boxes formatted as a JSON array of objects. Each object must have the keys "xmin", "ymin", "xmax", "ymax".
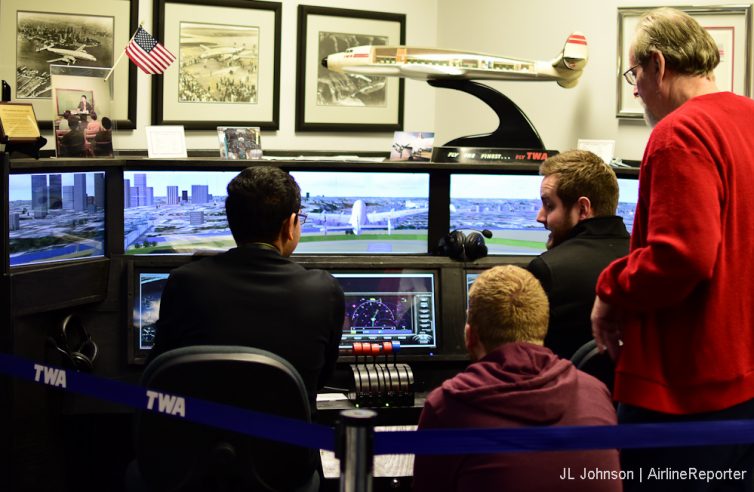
[
  {"xmin": 450, "ymin": 173, "xmax": 638, "ymax": 255},
  {"xmin": 290, "ymin": 171, "xmax": 430, "ymax": 254},
  {"xmin": 129, "ymin": 268, "xmax": 172, "ymax": 363},
  {"xmin": 333, "ymin": 271, "xmax": 438, "ymax": 351},
  {"xmin": 466, "ymin": 272, "xmax": 480, "ymax": 307},
  {"xmin": 123, "ymin": 171, "xmax": 237, "ymax": 255},
  {"xmin": 9, "ymin": 171, "xmax": 106, "ymax": 267}
]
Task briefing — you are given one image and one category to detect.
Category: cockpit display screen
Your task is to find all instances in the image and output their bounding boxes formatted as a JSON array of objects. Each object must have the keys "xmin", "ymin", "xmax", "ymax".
[{"xmin": 333, "ymin": 272, "xmax": 437, "ymax": 349}]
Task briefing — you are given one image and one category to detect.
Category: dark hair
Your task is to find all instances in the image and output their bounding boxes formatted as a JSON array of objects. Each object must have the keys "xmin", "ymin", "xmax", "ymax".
[
  {"xmin": 225, "ymin": 166, "xmax": 301, "ymax": 244},
  {"xmin": 101, "ymin": 117, "xmax": 112, "ymax": 130},
  {"xmin": 63, "ymin": 110, "xmax": 71, "ymax": 118},
  {"xmin": 67, "ymin": 118, "xmax": 79, "ymax": 130},
  {"xmin": 90, "ymin": 111, "xmax": 97, "ymax": 120},
  {"xmin": 81, "ymin": 95, "xmax": 87, "ymax": 99}
]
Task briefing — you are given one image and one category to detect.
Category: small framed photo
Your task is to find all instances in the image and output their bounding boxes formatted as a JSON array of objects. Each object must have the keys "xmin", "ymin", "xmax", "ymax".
[
  {"xmin": 389, "ymin": 131, "xmax": 434, "ymax": 161},
  {"xmin": 296, "ymin": 5, "xmax": 405, "ymax": 132},
  {"xmin": 153, "ymin": 0, "xmax": 281, "ymax": 130},
  {"xmin": 617, "ymin": 6, "xmax": 752, "ymax": 118},
  {"xmin": 217, "ymin": 126, "xmax": 262, "ymax": 159},
  {"xmin": 146, "ymin": 125, "xmax": 187, "ymax": 158}
]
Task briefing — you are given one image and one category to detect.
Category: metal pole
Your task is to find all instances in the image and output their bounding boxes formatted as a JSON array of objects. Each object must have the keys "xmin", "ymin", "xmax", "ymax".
[{"xmin": 337, "ymin": 408, "xmax": 376, "ymax": 492}]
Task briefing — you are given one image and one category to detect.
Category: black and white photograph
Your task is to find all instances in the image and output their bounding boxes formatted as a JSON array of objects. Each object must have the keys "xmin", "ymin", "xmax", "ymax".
[
  {"xmin": 296, "ymin": 5, "xmax": 405, "ymax": 131},
  {"xmin": 317, "ymin": 31, "xmax": 388, "ymax": 107},
  {"xmin": 15, "ymin": 11, "xmax": 114, "ymax": 99},
  {"xmin": 179, "ymin": 22, "xmax": 259, "ymax": 104}
]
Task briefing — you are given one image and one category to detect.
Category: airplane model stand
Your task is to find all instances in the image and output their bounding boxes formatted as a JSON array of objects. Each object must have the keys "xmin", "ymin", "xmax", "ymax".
[{"xmin": 429, "ymin": 79, "xmax": 545, "ymax": 149}]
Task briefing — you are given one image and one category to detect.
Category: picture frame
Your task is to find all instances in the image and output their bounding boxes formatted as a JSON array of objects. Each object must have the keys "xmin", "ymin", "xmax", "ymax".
[
  {"xmin": 0, "ymin": 0, "xmax": 138, "ymax": 129},
  {"xmin": 617, "ymin": 6, "xmax": 752, "ymax": 118},
  {"xmin": 153, "ymin": 0, "xmax": 281, "ymax": 130},
  {"xmin": 296, "ymin": 5, "xmax": 405, "ymax": 132}
]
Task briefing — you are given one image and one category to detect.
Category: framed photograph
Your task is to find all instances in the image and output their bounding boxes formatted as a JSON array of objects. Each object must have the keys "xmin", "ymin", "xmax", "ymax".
[
  {"xmin": 617, "ymin": 6, "xmax": 752, "ymax": 118},
  {"xmin": 217, "ymin": 126, "xmax": 262, "ymax": 159},
  {"xmin": 296, "ymin": 5, "xmax": 405, "ymax": 132},
  {"xmin": 153, "ymin": 0, "xmax": 281, "ymax": 130},
  {"xmin": 0, "ymin": 0, "xmax": 138, "ymax": 129}
]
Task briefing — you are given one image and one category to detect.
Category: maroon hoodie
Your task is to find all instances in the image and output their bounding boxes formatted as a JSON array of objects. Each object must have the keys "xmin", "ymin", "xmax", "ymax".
[{"xmin": 413, "ymin": 342, "xmax": 621, "ymax": 492}]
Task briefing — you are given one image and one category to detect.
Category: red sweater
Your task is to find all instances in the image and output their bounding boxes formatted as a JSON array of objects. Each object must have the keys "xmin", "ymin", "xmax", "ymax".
[{"xmin": 597, "ymin": 92, "xmax": 754, "ymax": 414}]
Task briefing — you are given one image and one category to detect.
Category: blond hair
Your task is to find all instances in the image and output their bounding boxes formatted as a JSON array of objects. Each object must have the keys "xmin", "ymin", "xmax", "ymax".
[
  {"xmin": 539, "ymin": 149, "xmax": 619, "ymax": 216},
  {"xmin": 468, "ymin": 265, "xmax": 549, "ymax": 351},
  {"xmin": 633, "ymin": 7, "xmax": 719, "ymax": 76}
]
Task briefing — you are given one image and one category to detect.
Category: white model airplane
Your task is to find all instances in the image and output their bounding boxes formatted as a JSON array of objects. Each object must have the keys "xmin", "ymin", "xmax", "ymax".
[
  {"xmin": 322, "ymin": 32, "xmax": 588, "ymax": 88},
  {"xmin": 37, "ymin": 44, "xmax": 97, "ymax": 65},
  {"xmin": 306, "ymin": 199, "xmax": 427, "ymax": 235}
]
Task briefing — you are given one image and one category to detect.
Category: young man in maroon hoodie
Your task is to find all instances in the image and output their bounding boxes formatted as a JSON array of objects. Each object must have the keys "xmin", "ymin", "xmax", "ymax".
[{"xmin": 413, "ymin": 265, "xmax": 621, "ymax": 492}]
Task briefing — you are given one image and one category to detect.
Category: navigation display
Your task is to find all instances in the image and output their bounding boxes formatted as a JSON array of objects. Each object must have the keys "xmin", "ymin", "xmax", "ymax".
[
  {"xmin": 290, "ymin": 171, "xmax": 429, "ymax": 254},
  {"xmin": 333, "ymin": 272, "xmax": 437, "ymax": 349},
  {"xmin": 9, "ymin": 172, "xmax": 106, "ymax": 267},
  {"xmin": 450, "ymin": 174, "xmax": 638, "ymax": 255}
]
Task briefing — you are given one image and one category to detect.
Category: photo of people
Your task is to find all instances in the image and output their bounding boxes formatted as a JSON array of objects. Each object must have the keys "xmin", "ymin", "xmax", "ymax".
[{"xmin": 217, "ymin": 126, "xmax": 262, "ymax": 159}]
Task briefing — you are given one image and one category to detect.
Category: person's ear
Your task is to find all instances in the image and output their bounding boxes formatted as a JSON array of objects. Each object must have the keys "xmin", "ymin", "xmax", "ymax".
[
  {"xmin": 576, "ymin": 196, "xmax": 593, "ymax": 220},
  {"xmin": 652, "ymin": 51, "xmax": 666, "ymax": 85},
  {"xmin": 283, "ymin": 212, "xmax": 297, "ymax": 241}
]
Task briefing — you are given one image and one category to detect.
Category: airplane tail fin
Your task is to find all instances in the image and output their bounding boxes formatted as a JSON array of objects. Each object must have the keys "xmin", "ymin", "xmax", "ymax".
[{"xmin": 552, "ymin": 32, "xmax": 588, "ymax": 88}]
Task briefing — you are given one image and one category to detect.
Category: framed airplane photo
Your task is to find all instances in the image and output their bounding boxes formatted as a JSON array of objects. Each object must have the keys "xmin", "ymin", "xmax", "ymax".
[
  {"xmin": 153, "ymin": 0, "xmax": 281, "ymax": 130},
  {"xmin": 296, "ymin": 5, "xmax": 405, "ymax": 132}
]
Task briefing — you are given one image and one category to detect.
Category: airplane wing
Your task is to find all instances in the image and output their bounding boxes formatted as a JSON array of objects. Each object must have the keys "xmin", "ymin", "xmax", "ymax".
[
  {"xmin": 46, "ymin": 56, "xmax": 67, "ymax": 64},
  {"xmin": 76, "ymin": 45, "xmax": 87, "ymax": 52}
]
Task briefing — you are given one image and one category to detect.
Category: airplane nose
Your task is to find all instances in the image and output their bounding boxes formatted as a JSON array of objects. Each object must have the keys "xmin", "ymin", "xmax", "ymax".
[{"xmin": 321, "ymin": 56, "xmax": 328, "ymax": 68}]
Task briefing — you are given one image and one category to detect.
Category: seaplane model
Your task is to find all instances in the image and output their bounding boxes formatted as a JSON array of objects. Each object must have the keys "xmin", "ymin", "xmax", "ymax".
[
  {"xmin": 306, "ymin": 199, "xmax": 428, "ymax": 236},
  {"xmin": 37, "ymin": 44, "xmax": 97, "ymax": 65},
  {"xmin": 322, "ymin": 32, "xmax": 588, "ymax": 88}
]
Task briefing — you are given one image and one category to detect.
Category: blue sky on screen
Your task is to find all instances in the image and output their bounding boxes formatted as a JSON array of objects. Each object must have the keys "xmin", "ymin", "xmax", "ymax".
[
  {"xmin": 291, "ymin": 172, "xmax": 429, "ymax": 197},
  {"xmin": 10, "ymin": 173, "xmax": 101, "ymax": 201}
]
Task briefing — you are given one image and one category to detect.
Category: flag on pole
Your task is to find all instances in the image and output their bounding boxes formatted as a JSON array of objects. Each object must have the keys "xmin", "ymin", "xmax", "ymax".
[{"xmin": 125, "ymin": 26, "xmax": 175, "ymax": 75}]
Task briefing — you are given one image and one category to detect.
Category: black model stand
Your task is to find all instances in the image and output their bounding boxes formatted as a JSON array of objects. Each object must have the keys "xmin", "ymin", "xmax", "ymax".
[{"xmin": 428, "ymin": 79, "xmax": 546, "ymax": 149}]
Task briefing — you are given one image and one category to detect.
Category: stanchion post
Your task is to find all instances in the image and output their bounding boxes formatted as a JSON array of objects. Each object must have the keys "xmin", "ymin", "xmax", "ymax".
[{"xmin": 336, "ymin": 408, "xmax": 376, "ymax": 492}]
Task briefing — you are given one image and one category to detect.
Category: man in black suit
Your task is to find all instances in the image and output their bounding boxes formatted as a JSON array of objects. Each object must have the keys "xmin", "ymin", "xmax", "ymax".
[
  {"xmin": 77, "ymin": 94, "xmax": 92, "ymax": 114},
  {"xmin": 150, "ymin": 166, "xmax": 345, "ymax": 406},
  {"xmin": 527, "ymin": 150, "xmax": 629, "ymax": 360}
]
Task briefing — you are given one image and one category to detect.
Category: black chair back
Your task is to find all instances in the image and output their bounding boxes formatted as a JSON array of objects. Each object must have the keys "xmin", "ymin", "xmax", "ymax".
[
  {"xmin": 570, "ymin": 339, "xmax": 615, "ymax": 393},
  {"xmin": 132, "ymin": 345, "xmax": 318, "ymax": 492}
]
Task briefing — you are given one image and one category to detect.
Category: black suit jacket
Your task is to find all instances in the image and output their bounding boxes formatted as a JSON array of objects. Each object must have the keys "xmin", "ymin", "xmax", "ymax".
[
  {"xmin": 150, "ymin": 245, "xmax": 345, "ymax": 406},
  {"xmin": 527, "ymin": 216, "xmax": 629, "ymax": 360}
]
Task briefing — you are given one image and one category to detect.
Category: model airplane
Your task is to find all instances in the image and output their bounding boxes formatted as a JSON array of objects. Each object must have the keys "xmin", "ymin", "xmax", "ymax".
[
  {"xmin": 36, "ymin": 44, "xmax": 97, "ymax": 65},
  {"xmin": 322, "ymin": 32, "xmax": 588, "ymax": 88}
]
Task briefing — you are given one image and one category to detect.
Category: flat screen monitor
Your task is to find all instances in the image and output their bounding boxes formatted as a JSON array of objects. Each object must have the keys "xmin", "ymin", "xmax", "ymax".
[
  {"xmin": 466, "ymin": 272, "xmax": 480, "ymax": 307},
  {"xmin": 129, "ymin": 269, "xmax": 171, "ymax": 363},
  {"xmin": 333, "ymin": 271, "xmax": 438, "ymax": 350},
  {"xmin": 290, "ymin": 171, "xmax": 430, "ymax": 254},
  {"xmin": 123, "ymin": 171, "xmax": 237, "ymax": 255},
  {"xmin": 450, "ymin": 174, "xmax": 638, "ymax": 255},
  {"xmin": 9, "ymin": 171, "xmax": 106, "ymax": 267}
]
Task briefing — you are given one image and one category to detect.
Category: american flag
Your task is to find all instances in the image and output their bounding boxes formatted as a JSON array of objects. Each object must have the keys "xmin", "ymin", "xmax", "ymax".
[{"xmin": 125, "ymin": 26, "xmax": 175, "ymax": 75}]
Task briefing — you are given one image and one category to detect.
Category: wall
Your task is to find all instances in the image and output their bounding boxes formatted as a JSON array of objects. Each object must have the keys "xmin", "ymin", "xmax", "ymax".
[
  {"xmin": 14, "ymin": 0, "xmax": 438, "ymax": 153},
  {"xmin": 435, "ymin": 0, "xmax": 753, "ymax": 161}
]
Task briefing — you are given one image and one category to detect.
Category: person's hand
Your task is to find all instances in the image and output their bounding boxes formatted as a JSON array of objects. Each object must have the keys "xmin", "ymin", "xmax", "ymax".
[{"xmin": 591, "ymin": 296, "xmax": 623, "ymax": 360}]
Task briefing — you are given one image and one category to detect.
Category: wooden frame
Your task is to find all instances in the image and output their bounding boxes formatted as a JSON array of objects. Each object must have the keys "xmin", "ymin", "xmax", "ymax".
[
  {"xmin": 153, "ymin": 0, "xmax": 281, "ymax": 130},
  {"xmin": 617, "ymin": 5, "xmax": 752, "ymax": 118},
  {"xmin": 0, "ymin": 0, "xmax": 138, "ymax": 129},
  {"xmin": 296, "ymin": 5, "xmax": 405, "ymax": 132}
]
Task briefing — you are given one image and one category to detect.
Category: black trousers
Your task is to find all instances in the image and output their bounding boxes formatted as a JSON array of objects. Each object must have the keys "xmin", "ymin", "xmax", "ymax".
[{"xmin": 618, "ymin": 398, "xmax": 754, "ymax": 492}]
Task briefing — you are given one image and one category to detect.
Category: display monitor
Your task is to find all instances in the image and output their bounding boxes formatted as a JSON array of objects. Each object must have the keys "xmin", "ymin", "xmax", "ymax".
[
  {"xmin": 123, "ymin": 171, "xmax": 237, "ymax": 255},
  {"xmin": 129, "ymin": 268, "xmax": 172, "ymax": 363},
  {"xmin": 290, "ymin": 171, "xmax": 430, "ymax": 254},
  {"xmin": 333, "ymin": 271, "xmax": 438, "ymax": 350},
  {"xmin": 450, "ymin": 174, "xmax": 638, "ymax": 255},
  {"xmin": 466, "ymin": 272, "xmax": 480, "ymax": 307},
  {"xmin": 9, "ymin": 171, "xmax": 106, "ymax": 267}
]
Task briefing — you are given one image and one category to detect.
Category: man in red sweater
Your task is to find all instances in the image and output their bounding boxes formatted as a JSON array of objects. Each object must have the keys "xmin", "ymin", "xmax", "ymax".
[
  {"xmin": 593, "ymin": 7, "xmax": 754, "ymax": 491},
  {"xmin": 414, "ymin": 266, "xmax": 621, "ymax": 492}
]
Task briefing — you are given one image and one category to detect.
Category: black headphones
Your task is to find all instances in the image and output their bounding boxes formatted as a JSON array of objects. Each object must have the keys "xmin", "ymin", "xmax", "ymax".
[
  {"xmin": 437, "ymin": 229, "xmax": 492, "ymax": 261},
  {"xmin": 48, "ymin": 314, "xmax": 98, "ymax": 371}
]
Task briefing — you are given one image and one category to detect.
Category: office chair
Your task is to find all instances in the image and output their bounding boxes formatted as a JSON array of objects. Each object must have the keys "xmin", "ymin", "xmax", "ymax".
[
  {"xmin": 570, "ymin": 339, "xmax": 615, "ymax": 394},
  {"xmin": 128, "ymin": 345, "xmax": 319, "ymax": 492}
]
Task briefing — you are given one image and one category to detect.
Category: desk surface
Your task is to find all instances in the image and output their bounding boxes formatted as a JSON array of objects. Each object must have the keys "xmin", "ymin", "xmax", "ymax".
[
  {"xmin": 315, "ymin": 393, "xmax": 427, "ymax": 426},
  {"xmin": 321, "ymin": 425, "xmax": 417, "ymax": 479}
]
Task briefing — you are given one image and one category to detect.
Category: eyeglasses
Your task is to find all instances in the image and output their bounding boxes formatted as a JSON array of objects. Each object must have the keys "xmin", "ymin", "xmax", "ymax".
[
  {"xmin": 297, "ymin": 212, "xmax": 308, "ymax": 225},
  {"xmin": 623, "ymin": 63, "xmax": 641, "ymax": 86}
]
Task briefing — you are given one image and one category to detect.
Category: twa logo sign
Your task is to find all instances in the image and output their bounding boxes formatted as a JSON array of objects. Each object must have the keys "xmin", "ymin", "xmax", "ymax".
[{"xmin": 146, "ymin": 390, "xmax": 186, "ymax": 417}]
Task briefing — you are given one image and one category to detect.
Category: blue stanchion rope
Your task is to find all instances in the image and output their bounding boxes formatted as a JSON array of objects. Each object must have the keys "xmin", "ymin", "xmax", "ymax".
[{"xmin": 4, "ymin": 351, "xmax": 754, "ymax": 456}]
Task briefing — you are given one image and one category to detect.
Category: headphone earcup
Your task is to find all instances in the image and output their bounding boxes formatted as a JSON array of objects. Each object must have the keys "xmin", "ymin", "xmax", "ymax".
[
  {"xmin": 442, "ymin": 230, "xmax": 467, "ymax": 260},
  {"xmin": 47, "ymin": 336, "xmax": 77, "ymax": 368},
  {"xmin": 56, "ymin": 314, "xmax": 97, "ymax": 372},
  {"xmin": 464, "ymin": 232, "xmax": 488, "ymax": 261},
  {"xmin": 70, "ymin": 351, "xmax": 94, "ymax": 371}
]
